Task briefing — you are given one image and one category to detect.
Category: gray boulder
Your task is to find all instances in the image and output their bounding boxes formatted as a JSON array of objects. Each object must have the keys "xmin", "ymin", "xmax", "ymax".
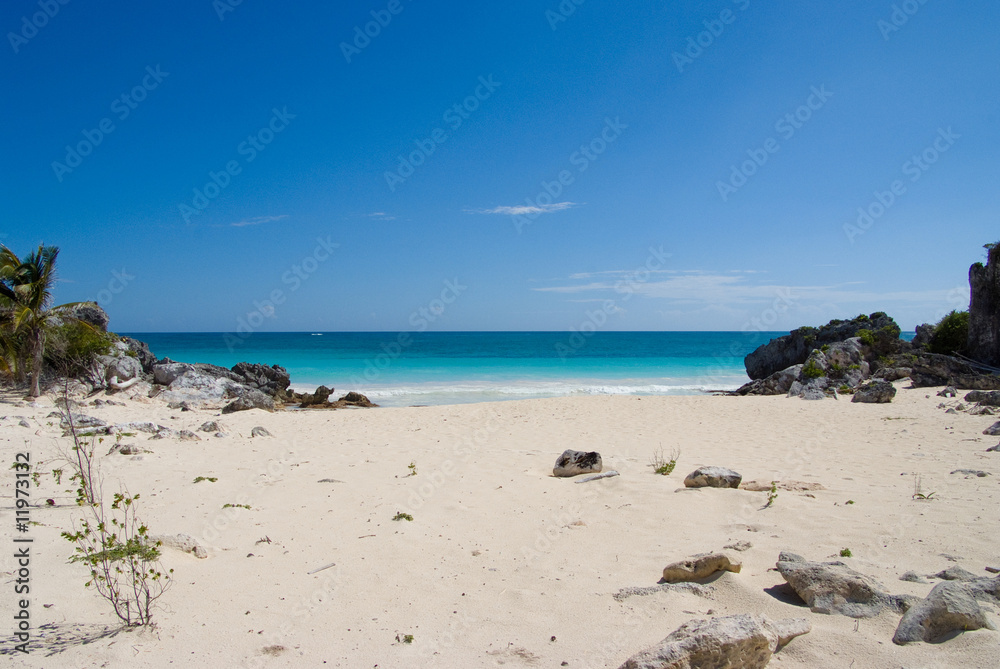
[
  {"xmin": 64, "ymin": 302, "xmax": 110, "ymax": 332},
  {"xmin": 251, "ymin": 426, "xmax": 272, "ymax": 438},
  {"xmin": 153, "ymin": 361, "xmax": 196, "ymax": 385},
  {"xmin": 662, "ymin": 553, "xmax": 742, "ymax": 583},
  {"xmin": 120, "ymin": 336, "xmax": 157, "ymax": 373},
  {"xmin": 965, "ymin": 390, "xmax": 1000, "ymax": 406},
  {"xmin": 893, "ymin": 581, "xmax": 996, "ymax": 644},
  {"xmin": 198, "ymin": 421, "xmax": 225, "ymax": 433},
  {"xmin": 910, "ymin": 352, "xmax": 1000, "ymax": 389},
  {"xmin": 553, "ymin": 450, "xmax": 602, "ymax": 477},
  {"xmin": 912, "ymin": 323, "xmax": 934, "ymax": 349},
  {"xmin": 59, "ymin": 413, "xmax": 107, "ymax": 430},
  {"xmin": 775, "ymin": 552, "xmax": 907, "ymax": 618},
  {"xmin": 684, "ymin": 467, "xmax": 742, "ymax": 489},
  {"xmin": 984, "ymin": 421, "xmax": 1000, "ymax": 436},
  {"xmin": 231, "ymin": 362, "xmax": 291, "ymax": 397},
  {"xmin": 105, "ymin": 354, "xmax": 143, "ymax": 383},
  {"xmin": 221, "ymin": 388, "xmax": 275, "ymax": 414},
  {"xmin": 735, "ymin": 364, "xmax": 801, "ymax": 396},
  {"xmin": 616, "ymin": 614, "xmax": 810, "ymax": 669},
  {"xmin": 852, "ymin": 380, "xmax": 896, "ymax": 404}
]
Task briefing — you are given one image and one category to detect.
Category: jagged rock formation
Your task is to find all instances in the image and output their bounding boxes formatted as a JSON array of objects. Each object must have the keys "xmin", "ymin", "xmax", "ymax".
[
  {"xmin": 968, "ymin": 244, "xmax": 1000, "ymax": 366},
  {"xmin": 744, "ymin": 313, "xmax": 899, "ymax": 380}
]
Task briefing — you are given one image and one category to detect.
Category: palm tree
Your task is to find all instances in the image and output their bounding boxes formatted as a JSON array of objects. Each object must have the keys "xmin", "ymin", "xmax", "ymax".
[{"xmin": 0, "ymin": 244, "xmax": 84, "ymax": 397}]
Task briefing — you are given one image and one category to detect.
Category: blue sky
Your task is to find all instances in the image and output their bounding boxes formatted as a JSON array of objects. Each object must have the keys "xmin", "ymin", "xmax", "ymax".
[{"xmin": 3, "ymin": 0, "xmax": 997, "ymax": 333}]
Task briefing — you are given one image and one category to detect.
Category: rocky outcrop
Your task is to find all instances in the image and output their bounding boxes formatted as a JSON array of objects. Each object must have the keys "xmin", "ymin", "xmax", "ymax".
[
  {"xmin": 683, "ymin": 467, "xmax": 742, "ymax": 489},
  {"xmin": 851, "ymin": 380, "xmax": 896, "ymax": 404},
  {"xmin": 745, "ymin": 313, "xmax": 899, "ymax": 380},
  {"xmin": 912, "ymin": 323, "xmax": 934, "ymax": 349},
  {"xmin": 965, "ymin": 390, "xmax": 1000, "ymax": 406},
  {"xmin": 120, "ymin": 336, "xmax": 157, "ymax": 373},
  {"xmin": 63, "ymin": 302, "xmax": 110, "ymax": 332},
  {"xmin": 553, "ymin": 450, "xmax": 602, "ymax": 477},
  {"xmin": 661, "ymin": 553, "xmax": 742, "ymax": 583},
  {"xmin": 893, "ymin": 580, "xmax": 996, "ymax": 644},
  {"xmin": 231, "ymin": 362, "xmax": 291, "ymax": 397},
  {"xmin": 616, "ymin": 614, "xmax": 810, "ymax": 669},
  {"xmin": 968, "ymin": 244, "xmax": 1000, "ymax": 366},
  {"xmin": 910, "ymin": 352, "xmax": 1000, "ymax": 389},
  {"xmin": 775, "ymin": 552, "xmax": 908, "ymax": 618},
  {"xmin": 221, "ymin": 388, "xmax": 275, "ymax": 414}
]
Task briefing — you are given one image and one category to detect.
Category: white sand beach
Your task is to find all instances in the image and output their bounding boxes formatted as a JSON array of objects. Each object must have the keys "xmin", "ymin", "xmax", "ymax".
[{"xmin": 2, "ymin": 383, "xmax": 999, "ymax": 668}]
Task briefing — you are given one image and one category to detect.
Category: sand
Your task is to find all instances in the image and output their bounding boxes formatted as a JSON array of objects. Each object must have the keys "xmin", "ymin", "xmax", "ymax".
[{"xmin": 2, "ymin": 382, "xmax": 999, "ymax": 667}]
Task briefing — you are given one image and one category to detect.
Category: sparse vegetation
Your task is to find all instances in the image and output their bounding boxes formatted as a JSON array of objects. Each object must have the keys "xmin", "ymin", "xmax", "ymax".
[
  {"xmin": 193, "ymin": 476, "xmax": 218, "ymax": 483},
  {"xmin": 840, "ymin": 548, "xmax": 853, "ymax": 558},
  {"xmin": 396, "ymin": 633, "xmax": 414, "ymax": 644},
  {"xmin": 650, "ymin": 446, "xmax": 680, "ymax": 475},
  {"xmin": 856, "ymin": 328, "xmax": 876, "ymax": 347},
  {"xmin": 912, "ymin": 474, "xmax": 936, "ymax": 500},
  {"xmin": 222, "ymin": 503, "xmax": 251, "ymax": 510},
  {"xmin": 765, "ymin": 481, "xmax": 778, "ymax": 508},
  {"xmin": 407, "ymin": 461, "xmax": 417, "ymax": 477},
  {"xmin": 393, "ymin": 512, "xmax": 413, "ymax": 522},
  {"xmin": 802, "ymin": 359, "xmax": 825, "ymax": 379},
  {"xmin": 928, "ymin": 310, "xmax": 969, "ymax": 356}
]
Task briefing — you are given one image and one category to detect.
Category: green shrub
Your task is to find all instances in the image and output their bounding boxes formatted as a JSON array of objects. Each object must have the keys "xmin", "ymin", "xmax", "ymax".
[
  {"xmin": 928, "ymin": 310, "xmax": 969, "ymax": 356},
  {"xmin": 802, "ymin": 360, "xmax": 824, "ymax": 379},
  {"xmin": 856, "ymin": 329, "xmax": 876, "ymax": 347},
  {"xmin": 44, "ymin": 321, "xmax": 114, "ymax": 374}
]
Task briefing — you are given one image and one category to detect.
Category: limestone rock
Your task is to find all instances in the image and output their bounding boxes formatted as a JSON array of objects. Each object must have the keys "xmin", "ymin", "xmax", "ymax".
[
  {"xmin": 553, "ymin": 450, "xmax": 602, "ymax": 477},
  {"xmin": 178, "ymin": 430, "xmax": 201, "ymax": 441},
  {"xmin": 616, "ymin": 614, "xmax": 810, "ymax": 669},
  {"xmin": 910, "ymin": 352, "xmax": 1000, "ymax": 389},
  {"xmin": 199, "ymin": 420, "xmax": 225, "ymax": 433},
  {"xmin": 775, "ymin": 552, "xmax": 905, "ymax": 618},
  {"xmin": 120, "ymin": 336, "xmax": 157, "ymax": 373},
  {"xmin": 965, "ymin": 390, "xmax": 1000, "ymax": 406},
  {"xmin": 63, "ymin": 302, "xmax": 110, "ymax": 332},
  {"xmin": 153, "ymin": 361, "xmax": 196, "ymax": 386},
  {"xmin": 938, "ymin": 386, "xmax": 958, "ymax": 397},
  {"xmin": 932, "ymin": 566, "xmax": 978, "ymax": 581},
  {"xmin": 984, "ymin": 421, "xmax": 1000, "ymax": 436},
  {"xmin": 59, "ymin": 413, "xmax": 107, "ymax": 430},
  {"xmin": 851, "ymin": 380, "xmax": 896, "ymax": 404},
  {"xmin": 222, "ymin": 388, "xmax": 275, "ymax": 414},
  {"xmin": 967, "ymin": 243, "xmax": 1000, "ymax": 367},
  {"xmin": 150, "ymin": 533, "xmax": 208, "ymax": 559},
  {"xmin": 684, "ymin": 467, "xmax": 741, "ymax": 489},
  {"xmin": 251, "ymin": 426, "xmax": 272, "ymax": 438},
  {"xmin": 900, "ymin": 571, "xmax": 928, "ymax": 583},
  {"xmin": 744, "ymin": 312, "xmax": 899, "ymax": 380},
  {"xmin": 230, "ymin": 362, "xmax": 291, "ymax": 397},
  {"xmin": 662, "ymin": 553, "xmax": 742, "ymax": 583},
  {"xmin": 337, "ymin": 391, "xmax": 376, "ymax": 407},
  {"xmin": 893, "ymin": 581, "xmax": 996, "ymax": 644}
]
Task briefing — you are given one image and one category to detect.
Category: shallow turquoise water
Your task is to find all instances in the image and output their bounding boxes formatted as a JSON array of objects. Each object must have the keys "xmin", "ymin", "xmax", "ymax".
[{"xmin": 126, "ymin": 331, "xmax": 785, "ymax": 407}]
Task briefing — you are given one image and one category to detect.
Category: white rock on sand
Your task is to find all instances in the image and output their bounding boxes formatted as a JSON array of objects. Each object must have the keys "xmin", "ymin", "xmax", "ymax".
[{"xmin": 2, "ymin": 381, "xmax": 998, "ymax": 668}]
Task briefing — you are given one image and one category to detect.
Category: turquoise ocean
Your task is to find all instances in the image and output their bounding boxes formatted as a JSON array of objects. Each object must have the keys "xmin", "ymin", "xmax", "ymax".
[{"xmin": 124, "ymin": 331, "xmax": 791, "ymax": 408}]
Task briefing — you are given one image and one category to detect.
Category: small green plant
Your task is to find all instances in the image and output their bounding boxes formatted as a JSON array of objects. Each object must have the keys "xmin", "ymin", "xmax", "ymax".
[
  {"xmin": 61, "ymin": 490, "xmax": 172, "ymax": 626},
  {"xmin": 846, "ymin": 499, "xmax": 855, "ymax": 505},
  {"xmin": 912, "ymin": 474, "xmax": 936, "ymax": 500},
  {"xmin": 838, "ymin": 384, "xmax": 854, "ymax": 395},
  {"xmin": 222, "ymin": 503, "xmax": 251, "ymax": 510},
  {"xmin": 856, "ymin": 328, "xmax": 876, "ymax": 347},
  {"xmin": 193, "ymin": 476, "xmax": 218, "ymax": 483},
  {"xmin": 650, "ymin": 446, "xmax": 680, "ymax": 475},
  {"xmin": 840, "ymin": 548, "xmax": 853, "ymax": 558},
  {"xmin": 407, "ymin": 461, "xmax": 417, "ymax": 477},
  {"xmin": 396, "ymin": 633, "xmax": 414, "ymax": 644},
  {"xmin": 765, "ymin": 481, "xmax": 778, "ymax": 508},
  {"xmin": 392, "ymin": 512, "xmax": 413, "ymax": 522},
  {"xmin": 801, "ymin": 360, "xmax": 825, "ymax": 379}
]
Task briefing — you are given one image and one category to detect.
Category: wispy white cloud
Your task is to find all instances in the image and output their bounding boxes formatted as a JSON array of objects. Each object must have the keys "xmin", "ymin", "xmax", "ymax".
[
  {"xmin": 470, "ymin": 202, "xmax": 578, "ymax": 216},
  {"xmin": 368, "ymin": 212, "xmax": 396, "ymax": 221},
  {"xmin": 230, "ymin": 215, "xmax": 289, "ymax": 228}
]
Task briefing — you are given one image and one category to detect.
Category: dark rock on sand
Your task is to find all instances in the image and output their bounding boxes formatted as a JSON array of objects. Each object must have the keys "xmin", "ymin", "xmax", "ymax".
[
  {"xmin": 684, "ymin": 466, "xmax": 742, "ymax": 489},
  {"xmin": 553, "ymin": 450, "xmax": 602, "ymax": 477},
  {"xmin": 851, "ymin": 380, "xmax": 896, "ymax": 404},
  {"xmin": 968, "ymin": 243, "xmax": 1000, "ymax": 367}
]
